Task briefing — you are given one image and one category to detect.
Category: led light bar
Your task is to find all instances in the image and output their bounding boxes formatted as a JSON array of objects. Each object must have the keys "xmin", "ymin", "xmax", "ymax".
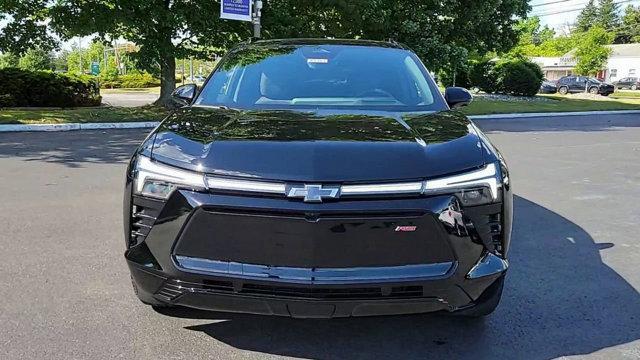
[
  {"xmin": 206, "ymin": 177, "xmax": 286, "ymax": 194},
  {"xmin": 424, "ymin": 163, "xmax": 499, "ymax": 200},
  {"xmin": 341, "ymin": 182, "xmax": 424, "ymax": 196}
]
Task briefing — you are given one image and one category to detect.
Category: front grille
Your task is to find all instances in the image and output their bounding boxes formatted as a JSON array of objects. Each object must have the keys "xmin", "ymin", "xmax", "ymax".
[
  {"xmin": 156, "ymin": 279, "xmax": 425, "ymax": 301},
  {"xmin": 129, "ymin": 196, "xmax": 163, "ymax": 248}
]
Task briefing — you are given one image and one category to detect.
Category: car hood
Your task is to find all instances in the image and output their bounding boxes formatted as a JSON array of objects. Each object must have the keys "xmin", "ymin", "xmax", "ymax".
[{"xmin": 149, "ymin": 107, "xmax": 487, "ymax": 182}]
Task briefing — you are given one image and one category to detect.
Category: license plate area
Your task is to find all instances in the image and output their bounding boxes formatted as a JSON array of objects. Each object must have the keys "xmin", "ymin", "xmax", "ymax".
[{"xmin": 172, "ymin": 208, "xmax": 455, "ymax": 268}]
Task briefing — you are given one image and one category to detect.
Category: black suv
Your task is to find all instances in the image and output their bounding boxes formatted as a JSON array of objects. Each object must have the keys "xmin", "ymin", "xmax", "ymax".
[
  {"xmin": 124, "ymin": 39, "xmax": 512, "ymax": 319},
  {"xmin": 614, "ymin": 77, "xmax": 640, "ymax": 90},
  {"xmin": 556, "ymin": 76, "xmax": 615, "ymax": 96}
]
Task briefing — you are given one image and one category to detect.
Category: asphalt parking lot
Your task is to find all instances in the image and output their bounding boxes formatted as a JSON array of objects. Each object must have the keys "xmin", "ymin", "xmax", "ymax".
[{"xmin": 1, "ymin": 114, "xmax": 639, "ymax": 359}]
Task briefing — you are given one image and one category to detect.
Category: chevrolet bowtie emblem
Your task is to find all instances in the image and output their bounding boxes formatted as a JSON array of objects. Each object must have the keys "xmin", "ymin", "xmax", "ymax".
[{"xmin": 286, "ymin": 184, "xmax": 340, "ymax": 203}]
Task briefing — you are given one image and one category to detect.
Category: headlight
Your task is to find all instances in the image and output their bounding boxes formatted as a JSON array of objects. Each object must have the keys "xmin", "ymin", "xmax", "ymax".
[
  {"xmin": 134, "ymin": 155, "xmax": 206, "ymax": 199},
  {"xmin": 424, "ymin": 163, "xmax": 500, "ymax": 206}
]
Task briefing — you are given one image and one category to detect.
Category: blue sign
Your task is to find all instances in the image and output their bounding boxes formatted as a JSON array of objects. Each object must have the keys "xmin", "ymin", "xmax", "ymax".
[{"xmin": 220, "ymin": 0, "xmax": 253, "ymax": 22}]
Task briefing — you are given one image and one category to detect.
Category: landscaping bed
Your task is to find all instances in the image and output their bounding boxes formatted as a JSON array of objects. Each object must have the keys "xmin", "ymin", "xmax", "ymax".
[
  {"xmin": 0, "ymin": 106, "xmax": 169, "ymax": 125},
  {"xmin": 461, "ymin": 93, "xmax": 640, "ymax": 115}
]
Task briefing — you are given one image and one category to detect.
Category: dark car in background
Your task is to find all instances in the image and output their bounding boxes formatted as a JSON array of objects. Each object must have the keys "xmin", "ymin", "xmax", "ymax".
[
  {"xmin": 124, "ymin": 39, "xmax": 512, "ymax": 319},
  {"xmin": 539, "ymin": 79, "xmax": 558, "ymax": 94},
  {"xmin": 556, "ymin": 75, "xmax": 615, "ymax": 96},
  {"xmin": 613, "ymin": 77, "xmax": 640, "ymax": 90}
]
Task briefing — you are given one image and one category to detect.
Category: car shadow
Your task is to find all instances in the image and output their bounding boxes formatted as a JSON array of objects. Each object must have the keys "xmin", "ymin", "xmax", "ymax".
[
  {"xmin": 156, "ymin": 195, "xmax": 640, "ymax": 359},
  {"xmin": 0, "ymin": 129, "xmax": 147, "ymax": 168}
]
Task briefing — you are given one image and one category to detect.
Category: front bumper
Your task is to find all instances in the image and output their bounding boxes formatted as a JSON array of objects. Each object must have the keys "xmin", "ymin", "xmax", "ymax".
[{"xmin": 125, "ymin": 188, "xmax": 511, "ymax": 318}]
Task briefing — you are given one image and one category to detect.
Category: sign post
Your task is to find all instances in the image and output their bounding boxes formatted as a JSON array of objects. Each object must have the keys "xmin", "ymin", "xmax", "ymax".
[
  {"xmin": 220, "ymin": 0, "xmax": 262, "ymax": 38},
  {"xmin": 91, "ymin": 62, "xmax": 100, "ymax": 76}
]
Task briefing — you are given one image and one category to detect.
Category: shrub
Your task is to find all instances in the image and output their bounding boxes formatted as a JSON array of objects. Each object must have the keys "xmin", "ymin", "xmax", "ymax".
[
  {"xmin": 98, "ymin": 72, "xmax": 160, "ymax": 88},
  {"xmin": 438, "ymin": 66, "xmax": 472, "ymax": 89},
  {"xmin": 469, "ymin": 60, "xmax": 499, "ymax": 93},
  {"xmin": 495, "ymin": 60, "xmax": 544, "ymax": 97},
  {"xmin": 0, "ymin": 68, "xmax": 101, "ymax": 108}
]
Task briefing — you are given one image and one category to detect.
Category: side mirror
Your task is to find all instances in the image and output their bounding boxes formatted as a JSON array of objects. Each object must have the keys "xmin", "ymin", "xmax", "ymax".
[
  {"xmin": 171, "ymin": 84, "xmax": 197, "ymax": 104},
  {"xmin": 444, "ymin": 87, "xmax": 473, "ymax": 109}
]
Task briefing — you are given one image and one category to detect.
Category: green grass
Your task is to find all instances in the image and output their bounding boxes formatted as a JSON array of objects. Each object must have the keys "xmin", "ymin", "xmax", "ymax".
[
  {"xmin": 461, "ymin": 94, "xmax": 640, "ymax": 115},
  {"xmin": 0, "ymin": 106, "xmax": 169, "ymax": 125},
  {"xmin": 2, "ymin": 92, "xmax": 640, "ymax": 125}
]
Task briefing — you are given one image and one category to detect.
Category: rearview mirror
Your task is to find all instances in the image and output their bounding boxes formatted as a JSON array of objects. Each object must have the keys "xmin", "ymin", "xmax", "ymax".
[
  {"xmin": 171, "ymin": 84, "xmax": 197, "ymax": 104},
  {"xmin": 444, "ymin": 87, "xmax": 473, "ymax": 109}
]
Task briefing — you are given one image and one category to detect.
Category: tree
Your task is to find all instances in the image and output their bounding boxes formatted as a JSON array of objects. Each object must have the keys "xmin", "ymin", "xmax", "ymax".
[
  {"xmin": 0, "ymin": 53, "xmax": 19, "ymax": 69},
  {"xmin": 598, "ymin": 0, "xmax": 620, "ymax": 31},
  {"xmin": 509, "ymin": 17, "xmax": 563, "ymax": 57},
  {"xmin": 18, "ymin": 48, "xmax": 54, "ymax": 71},
  {"xmin": 576, "ymin": 0, "xmax": 599, "ymax": 32},
  {"xmin": 49, "ymin": 1, "xmax": 250, "ymax": 105},
  {"xmin": 3, "ymin": 0, "xmax": 529, "ymax": 104},
  {"xmin": 618, "ymin": 5, "xmax": 640, "ymax": 43},
  {"xmin": 574, "ymin": 26, "xmax": 613, "ymax": 76},
  {"xmin": 338, "ymin": 0, "xmax": 529, "ymax": 73},
  {"xmin": 0, "ymin": 0, "xmax": 55, "ymax": 54}
]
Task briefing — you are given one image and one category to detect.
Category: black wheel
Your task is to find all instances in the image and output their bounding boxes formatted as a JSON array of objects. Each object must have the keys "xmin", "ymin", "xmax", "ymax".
[
  {"xmin": 558, "ymin": 86, "xmax": 569, "ymax": 95},
  {"xmin": 131, "ymin": 276, "xmax": 172, "ymax": 307},
  {"xmin": 589, "ymin": 86, "xmax": 599, "ymax": 95},
  {"xmin": 453, "ymin": 275, "xmax": 505, "ymax": 317}
]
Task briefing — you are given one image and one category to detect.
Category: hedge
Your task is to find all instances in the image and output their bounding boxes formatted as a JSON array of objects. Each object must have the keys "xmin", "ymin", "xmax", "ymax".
[
  {"xmin": 469, "ymin": 59, "xmax": 543, "ymax": 97},
  {"xmin": 0, "ymin": 68, "xmax": 101, "ymax": 108},
  {"xmin": 99, "ymin": 72, "xmax": 161, "ymax": 89}
]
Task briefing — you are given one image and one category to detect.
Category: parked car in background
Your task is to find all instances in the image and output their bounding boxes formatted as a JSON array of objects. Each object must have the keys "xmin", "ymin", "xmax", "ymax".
[
  {"xmin": 613, "ymin": 77, "xmax": 640, "ymax": 90},
  {"xmin": 539, "ymin": 79, "xmax": 558, "ymax": 94},
  {"xmin": 556, "ymin": 76, "xmax": 615, "ymax": 96},
  {"xmin": 191, "ymin": 75, "xmax": 207, "ymax": 84}
]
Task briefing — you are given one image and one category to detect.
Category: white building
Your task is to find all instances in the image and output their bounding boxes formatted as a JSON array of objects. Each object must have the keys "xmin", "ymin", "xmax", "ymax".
[{"xmin": 531, "ymin": 43, "xmax": 640, "ymax": 82}]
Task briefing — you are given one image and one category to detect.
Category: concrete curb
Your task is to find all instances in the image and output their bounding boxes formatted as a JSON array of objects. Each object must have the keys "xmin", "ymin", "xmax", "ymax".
[
  {"xmin": 0, "ymin": 110, "xmax": 639, "ymax": 132},
  {"xmin": 0, "ymin": 121, "xmax": 160, "ymax": 132}
]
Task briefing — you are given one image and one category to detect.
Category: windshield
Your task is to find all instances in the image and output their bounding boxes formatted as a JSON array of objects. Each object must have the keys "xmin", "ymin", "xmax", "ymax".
[{"xmin": 194, "ymin": 44, "xmax": 446, "ymax": 112}]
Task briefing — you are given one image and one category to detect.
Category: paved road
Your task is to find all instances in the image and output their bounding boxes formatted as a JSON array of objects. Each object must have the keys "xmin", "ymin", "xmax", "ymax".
[
  {"xmin": 101, "ymin": 92, "xmax": 159, "ymax": 107},
  {"xmin": 1, "ymin": 114, "xmax": 639, "ymax": 359}
]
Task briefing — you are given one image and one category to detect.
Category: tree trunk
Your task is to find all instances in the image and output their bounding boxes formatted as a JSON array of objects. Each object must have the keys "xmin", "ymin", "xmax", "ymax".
[{"xmin": 156, "ymin": 54, "xmax": 176, "ymax": 106}]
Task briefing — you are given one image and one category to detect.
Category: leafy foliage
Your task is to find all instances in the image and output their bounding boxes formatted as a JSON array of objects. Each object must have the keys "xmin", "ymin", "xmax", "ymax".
[
  {"xmin": 509, "ymin": 17, "xmax": 576, "ymax": 57},
  {"xmin": 619, "ymin": 5, "xmax": 640, "ymax": 43},
  {"xmin": 574, "ymin": 26, "xmax": 614, "ymax": 76},
  {"xmin": 467, "ymin": 59, "xmax": 542, "ymax": 97},
  {"xmin": 598, "ymin": 0, "xmax": 620, "ymax": 31},
  {"xmin": 576, "ymin": 0, "xmax": 599, "ymax": 32},
  {"xmin": 0, "ymin": 0, "xmax": 55, "ymax": 54},
  {"xmin": 17, "ymin": 48, "xmax": 54, "ymax": 71},
  {"xmin": 99, "ymin": 73, "xmax": 161, "ymax": 89},
  {"xmin": 2, "ymin": 0, "xmax": 529, "ymax": 105},
  {"xmin": 0, "ymin": 68, "xmax": 101, "ymax": 108},
  {"xmin": 469, "ymin": 60, "xmax": 499, "ymax": 93},
  {"xmin": 0, "ymin": 53, "xmax": 19, "ymax": 69},
  {"xmin": 495, "ymin": 60, "xmax": 544, "ymax": 97}
]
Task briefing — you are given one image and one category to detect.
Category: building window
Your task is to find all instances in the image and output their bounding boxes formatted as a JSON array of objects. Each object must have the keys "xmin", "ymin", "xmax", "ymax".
[
  {"xmin": 630, "ymin": 69, "xmax": 637, "ymax": 76},
  {"xmin": 610, "ymin": 69, "xmax": 618, "ymax": 78}
]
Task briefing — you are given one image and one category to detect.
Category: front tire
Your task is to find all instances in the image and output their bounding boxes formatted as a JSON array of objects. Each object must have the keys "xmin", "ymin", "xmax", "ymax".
[
  {"xmin": 589, "ymin": 86, "xmax": 599, "ymax": 95},
  {"xmin": 454, "ymin": 275, "xmax": 505, "ymax": 317},
  {"xmin": 632, "ymin": 85, "xmax": 637, "ymax": 90},
  {"xmin": 558, "ymin": 86, "xmax": 569, "ymax": 95}
]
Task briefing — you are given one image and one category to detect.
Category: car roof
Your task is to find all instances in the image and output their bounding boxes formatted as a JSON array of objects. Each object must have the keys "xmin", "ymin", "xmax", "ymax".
[{"xmin": 246, "ymin": 38, "xmax": 407, "ymax": 50}]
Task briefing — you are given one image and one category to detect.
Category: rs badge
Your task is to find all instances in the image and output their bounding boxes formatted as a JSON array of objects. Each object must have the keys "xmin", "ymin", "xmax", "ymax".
[{"xmin": 395, "ymin": 226, "xmax": 417, "ymax": 232}]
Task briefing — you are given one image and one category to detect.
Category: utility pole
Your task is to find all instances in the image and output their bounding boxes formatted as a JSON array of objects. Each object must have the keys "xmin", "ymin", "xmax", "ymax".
[
  {"xmin": 253, "ymin": 0, "xmax": 263, "ymax": 38},
  {"xmin": 189, "ymin": 57, "xmax": 194, "ymax": 82},
  {"xmin": 78, "ymin": 38, "xmax": 83, "ymax": 75}
]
